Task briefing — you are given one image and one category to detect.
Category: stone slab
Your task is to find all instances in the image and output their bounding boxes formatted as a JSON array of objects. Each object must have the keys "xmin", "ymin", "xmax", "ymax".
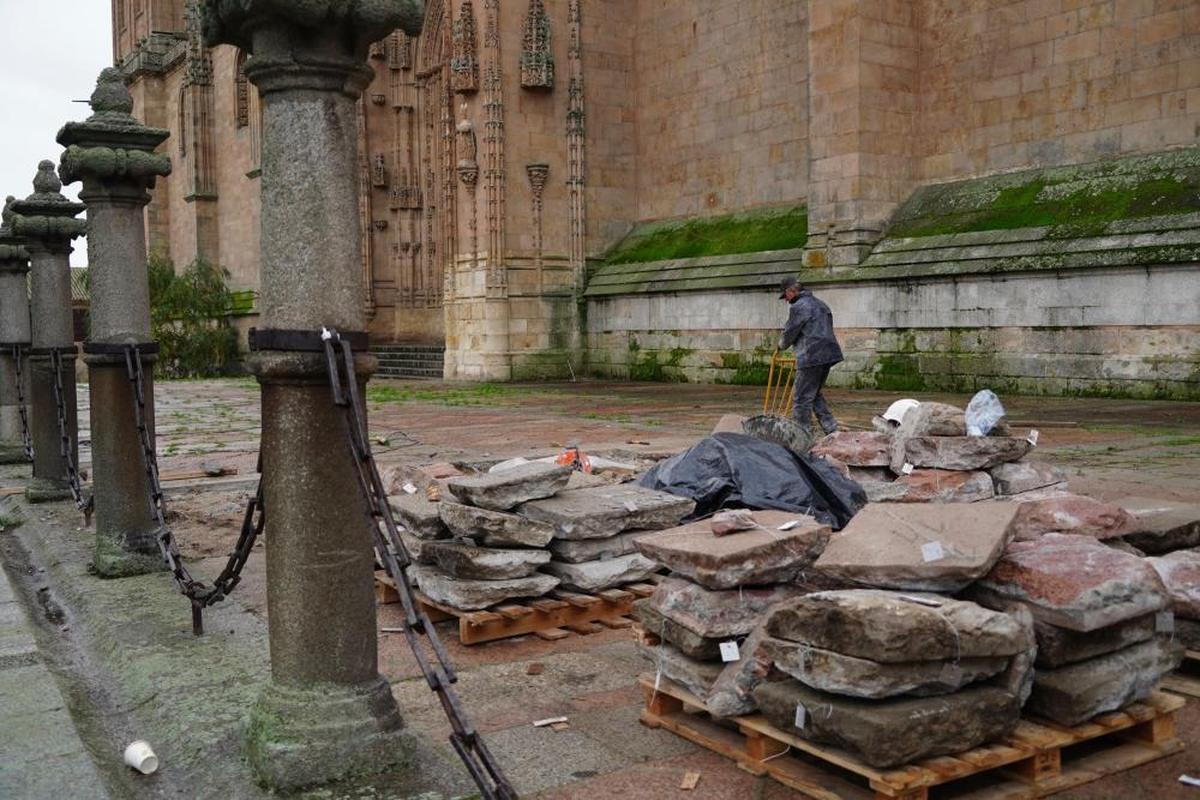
[
  {"xmin": 896, "ymin": 436, "xmax": 1032, "ymax": 472},
  {"xmin": 988, "ymin": 461, "xmax": 1067, "ymax": 496},
  {"xmin": 888, "ymin": 469, "xmax": 994, "ymax": 503},
  {"xmin": 742, "ymin": 414, "xmax": 816, "ymax": 454},
  {"xmin": 762, "ymin": 637, "xmax": 1008, "ymax": 699},
  {"xmin": 542, "ymin": 553, "xmax": 660, "ymax": 592},
  {"xmin": 1117, "ymin": 496, "xmax": 1200, "ymax": 554},
  {"xmin": 633, "ymin": 599, "xmax": 723, "ymax": 661},
  {"xmin": 814, "ymin": 502, "xmax": 1018, "ymax": 591},
  {"xmin": 1147, "ymin": 549, "xmax": 1200, "ymax": 619},
  {"xmin": 705, "ymin": 624, "xmax": 773, "ymax": 718},
  {"xmin": 811, "ymin": 431, "xmax": 891, "ymax": 467},
  {"xmin": 1179, "ymin": 617, "xmax": 1200, "ymax": 650},
  {"xmin": 423, "ymin": 541, "xmax": 551, "ymax": 580},
  {"xmin": 646, "ymin": 575, "xmax": 808, "ymax": 639},
  {"xmin": 446, "ymin": 462, "xmax": 571, "ymax": 511},
  {"xmin": 753, "ymin": 680, "xmax": 1020, "ymax": 769},
  {"xmin": 1011, "ymin": 494, "xmax": 1136, "ymax": 541},
  {"xmin": 438, "ymin": 501, "xmax": 555, "ymax": 548},
  {"xmin": 1034, "ymin": 615, "xmax": 1156, "ymax": 669},
  {"xmin": 389, "ymin": 493, "xmax": 449, "ymax": 540},
  {"xmin": 634, "ymin": 511, "xmax": 830, "ymax": 590},
  {"xmin": 975, "ymin": 533, "xmax": 1169, "ymax": 631},
  {"xmin": 519, "ymin": 484, "xmax": 695, "ymax": 540},
  {"xmin": 638, "ymin": 642, "xmax": 724, "ymax": 701},
  {"xmin": 410, "ymin": 565, "xmax": 559, "ymax": 611},
  {"xmin": 1027, "ymin": 638, "xmax": 1184, "ymax": 726},
  {"xmin": 549, "ymin": 531, "xmax": 648, "ymax": 563},
  {"xmin": 766, "ymin": 590, "xmax": 1031, "ymax": 663}
]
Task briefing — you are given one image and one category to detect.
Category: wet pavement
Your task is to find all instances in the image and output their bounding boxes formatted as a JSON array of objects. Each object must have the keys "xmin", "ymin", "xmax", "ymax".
[{"xmin": 1, "ymin": 377, "xmax": 1198, "ymax": 798}]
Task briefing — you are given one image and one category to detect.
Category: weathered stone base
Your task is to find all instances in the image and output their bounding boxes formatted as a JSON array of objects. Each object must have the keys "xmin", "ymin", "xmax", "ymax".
[
  {"xmin": 244, "ymin": 677, "xmax": 410, "ymax": 792},
  {"xmin": 93, "ymin": 529, "xmax": 166, "ymax": 578},
  {"xmin": 0, "ymin": 443, "xmax": 30, "ymax": 464},
  {"xmin": 25, "ymin": 479, "xmax": 73, "ymax": 504}
]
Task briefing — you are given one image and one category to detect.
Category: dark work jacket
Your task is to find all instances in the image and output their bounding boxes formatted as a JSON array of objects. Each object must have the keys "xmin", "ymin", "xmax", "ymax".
[{"xmin": 779, "ymin": 289, "xmax": 844, "ymax": 368}]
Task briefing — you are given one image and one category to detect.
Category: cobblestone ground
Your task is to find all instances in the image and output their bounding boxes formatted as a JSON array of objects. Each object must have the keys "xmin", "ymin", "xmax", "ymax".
[{"xmin": 3, "ymin": 377, "xmax": 1198, "ymax": 799}]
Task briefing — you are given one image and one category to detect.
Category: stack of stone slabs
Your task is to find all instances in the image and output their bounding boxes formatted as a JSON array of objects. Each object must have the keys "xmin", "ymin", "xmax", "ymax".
[
  {"xmin": 517, "ymin": 482, "xmax": 694, "ymax": 592},
  {"xmin": 971, "ymin": 533, "xmax": 1183, "ymax": 726},
  {"xmin": 752, "ymin": 590, "xmax": 1032, "ymax": 768},
  {"xmin": 631, "ymin": 510, "xmax": 831, "ymax": 714}
]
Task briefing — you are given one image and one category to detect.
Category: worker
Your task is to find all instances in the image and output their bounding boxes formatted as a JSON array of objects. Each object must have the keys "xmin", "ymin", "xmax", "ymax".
[{"xmin": 778, "ymin": 276, "xmax": 842, "ymax": 435}]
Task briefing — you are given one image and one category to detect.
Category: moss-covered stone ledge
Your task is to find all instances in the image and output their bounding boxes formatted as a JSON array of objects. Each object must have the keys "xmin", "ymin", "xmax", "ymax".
[{"xmin": 586, "ymin": 248, "xmax": 805, "ymax": 297}]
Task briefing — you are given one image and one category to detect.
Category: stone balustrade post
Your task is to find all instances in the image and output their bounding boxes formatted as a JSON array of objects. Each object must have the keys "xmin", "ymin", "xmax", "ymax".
[
  {"xmin": 202, "ymin": 1, "xmax": 425, "ymax": 790},
  {"xmin": 58, "ymin": 68, "xmax": 172, "ymax": 576},
  {"xmin": 9, "ymin": 162, "xmax": 86, "ymax": 502},
  {"xmin": 0, "ymin": 198, "xmax": 32, "ymax": 465}
]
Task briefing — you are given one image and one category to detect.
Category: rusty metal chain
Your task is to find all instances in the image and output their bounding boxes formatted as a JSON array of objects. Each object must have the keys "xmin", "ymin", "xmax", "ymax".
[
  {"xmin": 48, "ymin": 348, "xmax": 93, "ymax": 522},
  {"xmin": 121, "ymin": 344, "xmax": 265, "ymax": 635},
  {"xmin": 320, "ymin": 328, "xmax": 516, "ymax": 800},
  {"xmin": 10, "ymin": 344, "xmax": 33, "ymax": 460}
]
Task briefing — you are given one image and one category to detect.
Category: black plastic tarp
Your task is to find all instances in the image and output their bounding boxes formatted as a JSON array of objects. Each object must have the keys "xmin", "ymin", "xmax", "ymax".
[{"xmin": 639, "ymin": 433, "xmax": 865, "ymax": 530}]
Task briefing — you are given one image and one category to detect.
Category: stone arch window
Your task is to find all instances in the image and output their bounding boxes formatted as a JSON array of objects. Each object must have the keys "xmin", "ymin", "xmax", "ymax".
[{"xmin": 235, "ymin": 50, "xmax": 250, "ymax": 128}]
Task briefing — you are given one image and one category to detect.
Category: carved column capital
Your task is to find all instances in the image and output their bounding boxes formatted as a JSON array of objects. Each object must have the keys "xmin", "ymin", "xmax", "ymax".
[{"xmin": 202, "ymin": 0, "xmax": 425, "ymax": 96}]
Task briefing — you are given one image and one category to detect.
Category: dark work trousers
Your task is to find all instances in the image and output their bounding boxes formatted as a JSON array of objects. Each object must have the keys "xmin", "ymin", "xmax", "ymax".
[{"xmin": 793, "ymin": 363, "xmax": 838, "ymax": 433}]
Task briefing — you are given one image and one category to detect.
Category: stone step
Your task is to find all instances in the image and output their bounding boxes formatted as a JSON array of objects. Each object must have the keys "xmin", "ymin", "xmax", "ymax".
[
  {"xmin": 374, "ymin": 355, "xmax": 445, "ymax": 367},
  {"xmin": 372, "ymin": 344, "xmax": 446, "ymax": 354},
  {"xmin": 375, "ymin": 367, "xmax": 444, "ymax": 379}
]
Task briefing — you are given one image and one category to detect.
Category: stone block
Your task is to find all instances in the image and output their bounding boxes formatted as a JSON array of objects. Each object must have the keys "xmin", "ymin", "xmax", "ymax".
[
  {"xmin": 753, "ymin": 680, "xmax": 1021, "ymax": 769},
  {"xmin": 542, "ymin": 553, "xmax": 660, "ymax": 592},
  {"xmin": 638, "ymin": 642, "xmax": 725, "ymax": 701},
  {"xmin": 549, "ymin": 531, "xmax": 647, "ymax": 564},
  {"xmin": 1011, "ymin": 494, "xmax": 1137, "ymax": 541},
  {"xmin": 1147, "ymin": 549, "xmax": 1200, "ymax": 619},
  {"xmin": 988, "ymin": 461, "xmax": 1067, "ymax": 495},
  {"xmin": 1034, "ymin": 615, "xmax": 1157, "ymax": 669},
  {"xmin": 767, "ymin": 590, "xmax": 1031, "ymax": 663},
  {"xmin": 889, "ymin": 469, "xmax": 995, "ymax": 503},
  {"xmin": 634, "ymin": 599, "xmax": 723, "ymax": 661},
  {"xmin": 762, "ymin": 637, "xmax": 1008, "ymax": 700},
  {"xmin": 894, "ymin": 436, "xmax": 1032, "ymax": 472},
  {"xmin": 814, "ymin": 502, "xmax": 1019, "ymax": 591},
  {"xmin": 975, "ymin": 534, "xmax": 1169, "ymax": 631},
  {"xmin": 706, "ymin": 624, "xmax": 774, "ymax": 718},
  {"xmin": 411, "ymin": 565, "xmax": 559, "ymax": 611},
  {"xmin": 646, "ymin": 575, "xmax": 808, "ymax": 639},
  {"xmin": 1179, "ymin": 617, "xmax": 1200, "ymax": 650},
  {"xmin": 389, "ymin": 493, "xmax": 449, "ymax": 540},
  {"xmin": 1027, "ymin": 638, "xmax": 1183, "ymax": 726},
  {"xmin": 1117, "ymin": 496, "xmax": 1200, "ymax": 554},
  {"xmin": 446, "ymin": 463, "xmax": 571, "ymax": 511},
  {"xmin": 811, "ymin": 431, "xmax": 891, "ymax": 467},
  {"xmin": 439, "ymin": 501, "xmax": 555, "ymax": 548},
  {"xmin": 423, "ymin": 541, "xmax": 551, "ymax": 580},
  {"xmin": 635, "ymin": 511, "xmax": 830, "ymax": 590},
  {"xmin": 742, "ymin": 415, "xmax": 817, "ymax": 454},
  {"xmin": 520, "ymin": 484, "xmax": 695, "ymax": 540}
]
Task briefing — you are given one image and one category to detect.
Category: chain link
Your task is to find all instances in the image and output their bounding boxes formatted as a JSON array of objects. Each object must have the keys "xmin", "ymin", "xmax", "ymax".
[
  {"xmin": 48, "ymin": 348, "xmax": 93, "ymax": 522},
  {"xmin": 11, "ymin": 344, "xmax": 33, "ymax": 460},
  {"xmin": 122, "ymin": 344, "xmax": 264, "ymax": 635},
  {"xmin": 320, "ymin": 329, "xmax": 516, "ymax": 800}
]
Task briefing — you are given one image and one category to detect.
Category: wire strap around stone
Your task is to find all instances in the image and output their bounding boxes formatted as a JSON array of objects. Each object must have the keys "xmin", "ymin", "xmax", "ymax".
[{"xmin": 321, "ymin": 327, "xmax": 517, "ymax": 800}]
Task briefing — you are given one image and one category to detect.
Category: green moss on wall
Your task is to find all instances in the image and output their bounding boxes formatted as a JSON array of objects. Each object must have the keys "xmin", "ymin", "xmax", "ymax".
[
  {"xmin": 627, "ymin": 339, "xmax": 692, "ymax": 382},
  {"xmin": 606, "ymin": 206, "xmax": 808, "ymax": 265}
]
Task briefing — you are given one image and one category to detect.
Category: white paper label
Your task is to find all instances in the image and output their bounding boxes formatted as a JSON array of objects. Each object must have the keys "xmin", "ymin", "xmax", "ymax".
[
  {"xmin": 720, "ymin": 641, "xmax": 741, "ymax": 663},
  {"xmin": 1157, "ymin": 611, "xmax": 1175, "ymax": 634},
  {"xmin": 402, "ymin": 483, "xmax": 418, "ymax": 495},
  {"xmin": 921, "ymin": 540, "xmax": 945, "ymax": 562},
  {"xmin": 623, "ymin": 500, "xmax": 639, "ymax": 512},
  {"xmin": 940, "ymin": 662, "xmax": 963, "ymax": 685},
  {"xmin": 794, "ymin": 703, "xmax": 807, "ymax": 730},
  {"xmin": 898, "ymin": 594, "xmax": 943, "ymax": 607},
  {"xmin": 1027, "ymin": 429, "xmax": 1040, "ymax": 446},
  {"xmin": 778, "ymin": 519, "xmax": 800, "ymax": 531},
  {"xmin": 901, "ymin": 463, "xmax": 915, "ymax": 475}
]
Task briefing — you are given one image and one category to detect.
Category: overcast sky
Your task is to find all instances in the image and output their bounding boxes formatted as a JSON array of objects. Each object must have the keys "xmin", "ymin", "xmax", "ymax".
[{"xmin": 0, "ymin": 1, "xmax": 114, "ymax": 265}]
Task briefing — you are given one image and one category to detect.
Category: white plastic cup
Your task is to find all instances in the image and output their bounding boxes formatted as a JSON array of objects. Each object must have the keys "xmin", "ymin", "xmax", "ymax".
[{"xmin": 123, "ymin": 740, "xmax": 159, "ymax": 775}]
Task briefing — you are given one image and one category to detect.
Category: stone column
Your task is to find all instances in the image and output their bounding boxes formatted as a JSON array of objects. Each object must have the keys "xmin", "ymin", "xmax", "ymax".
[
  {"xmin": 202, "ymin": 2, "xmax": 424, "ymax": 790},
  {"xmin": 0, "ymin": 198, "xmax": 32, "ymax": 465},
  {"xmin": 9, "ymin": 162, "xmax": 86, "ymax": 502},
  {"xmin": 58, "ymin": 69, "xmax": 172, "ymax": 577}
]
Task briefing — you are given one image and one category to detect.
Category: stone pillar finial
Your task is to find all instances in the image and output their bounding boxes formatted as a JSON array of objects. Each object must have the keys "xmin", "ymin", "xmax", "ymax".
[{"xmin": 59, "ymin": 67, "xmax": 173, "ymax": 576}]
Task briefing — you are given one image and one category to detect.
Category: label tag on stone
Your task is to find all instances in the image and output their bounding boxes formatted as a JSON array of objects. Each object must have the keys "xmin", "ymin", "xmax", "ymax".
[
  {"xmin": 794, "ymin": 703, "xmax": 807, "ymax": 730},
  {"xmin": 940, "ymin": 662, "xmax": 963, "ymax": 685},
  {"xmin": 1027, "ymin": 429, "xmax": 1040, "ymax": 447},
  {"xmin": 901, "ymin": 463, "xmax": 915, "ymax": 475},
  {"xmin": 402, "ymin": 483, "xmax": 418, "ymax": 495},
  {"xmin": 720, "ymin": 641, "xmax": 741, "ymax": 663},
  {"xmin": 921, "ymin": 540, "xmax": 945, "ymax": 562},
  {"xmin": 1156, "ymin": 611, "xmax": 1175, "ymax": 634},
  {"xmin": 898, "ymin": 594, "xmax": 943, "ymax": 607},
  {"xmin": 623, "ymin": 500, "xmax": 639, "ymax": 512},
  {"xmin": 778, "ymin": 519, "xmax": 801, "ymax": 531}
]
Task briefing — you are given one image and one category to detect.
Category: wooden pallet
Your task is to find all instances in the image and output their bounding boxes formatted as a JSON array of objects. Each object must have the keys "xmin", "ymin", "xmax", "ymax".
[
  {"xmin": 638, "ymin": 674, "xmax": 1185, "ymax": 800},
  {"xmin": 1162, "ymin": 648, "xmax": 1200, "ymax": 699},
  {"xmin": 375, "ymin": 571, "xmax": 655, "ymax": 645}
]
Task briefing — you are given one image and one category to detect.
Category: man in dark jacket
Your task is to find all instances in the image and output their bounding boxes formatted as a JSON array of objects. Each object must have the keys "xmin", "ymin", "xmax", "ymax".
[{"xmin": 778, "ymin": 277, "xmax": 842, "ymax": 434}]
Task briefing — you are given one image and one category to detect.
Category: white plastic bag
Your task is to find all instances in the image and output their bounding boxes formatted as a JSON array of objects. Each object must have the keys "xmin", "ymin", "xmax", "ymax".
[{"xmin": 965, "ymin": 389, "xmax": 1006, "ymax": 436}]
